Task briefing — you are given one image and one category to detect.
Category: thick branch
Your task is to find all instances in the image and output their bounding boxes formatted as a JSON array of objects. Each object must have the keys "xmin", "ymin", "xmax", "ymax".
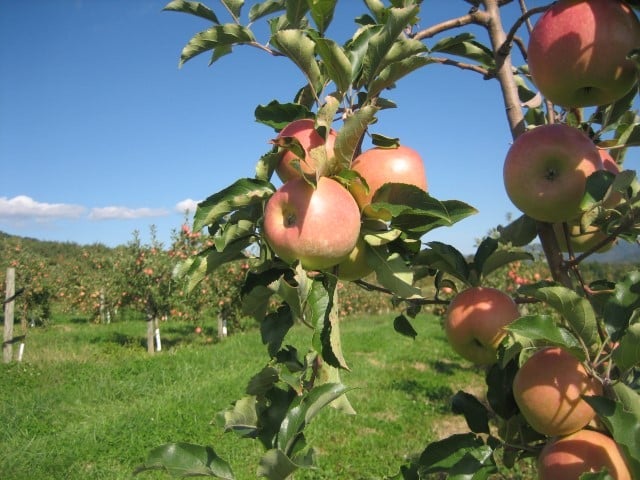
[{"xmin": 482, "ymin": 0, "xmax": 573, "ymax": 287}]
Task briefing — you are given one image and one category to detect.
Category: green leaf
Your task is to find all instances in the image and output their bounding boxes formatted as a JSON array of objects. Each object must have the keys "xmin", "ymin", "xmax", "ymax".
[
  {"xmin": 451, "ymin": 391, "xmax": 490, "ymax": 434},
  {"xmin": 261, "ymin": 305, "xmax": 295, "ymax": 358},
  {"xmin": 613, "ymin": 322, "xmax": 640, "ymax": 371},
  {"xmin": 369, "ymin": 247, "xmax": 423, "ymax": 299},
  {"xmin": 285, "ymin": 0, "xmax": 309, "ymax": 28},
  {"xmin": 270, "ymin": 29, "xmax": 324, "ymax": 97},
  {"xmin": 163, "ymin": 0, "xmax": 220, "ymax": 23},
  {"xmin": 313, "ymin": 359, "xmax": 357, "ymax": 415},
  {"xmin": 314, "ymin": 38, "xmax": 352, "ymax": 94},
  {"xmin": 276, "ymin": 383, "xmax": 353, "ymax": 456},
  {"xmin": 479, "ymin": 247, "xmax": 533, "ymax": 280},
  {"xmin": 583, "ymin": 395, "xmax": 640, "ymax": 479},
  {"xmin": 333, "ymin": 105, "xmax": 379, "ymax": 166},
  {"xmin": 611, "ymin": 382, "xmax": 640, "ymax": 419},
  {"xmin": 308, "ymin": 0, "xmax": 337, "ymax": 35},
  {"xmin": 505, "ymin": 314, "xmax": 584, "ymax": 359},
  {"xmin": 194, "ymin": 178, "xmax": 274, "ymax": 232},
  {"xmin": 604, "ymin": 271, "xmax": 640, "ymax": 340},
  {"xmin": 221, "ymin": 0, "xmax": 243, "ymax": 19},
  {"xmin": 178, "ymin": 24, "xmax": 256, "ymax": 67},
  {"xmin": 359, "ymin": 5, "xmax": 420, "ymax": 88},
  {"xmin": 485, "ymin": 360, "xmax": 519, "ymax": 419},
  {"xmin": 257, "ymin": 448, "xmax": 299, "ymax": 480},
  {"xmin": 415, "ymin": 242, "xmax": 470, "ymax": 285},
  {"xmin": 309, "ymin": 274, "xmax": 349, "ymax": 369},
  {"xmin": 134, "ymin": 442, "xmax": 234, "ymax": 479},
  {"xmin": 344, "ymin": 24, "xmax": 380, "ymax": 83},
  {"xmin": 367, "ymin": 55, "xmax": 433, "ymax": 99},
  {"xmin": 416, "ymin": 433, "xmax": 496, "ymax": 476},
  {"xmin": 497, "ymin": 214, "xmax": 538, "ymax": 247},
  {"xmin": 517, "ymin": 282, "xmax": 601, "ymax": 354},
  {"xmin": 254, "ymin": 101, "xmax": 312, "ymax": 130},
  {"xmin": 429, "ymin": 33, "xmax": 495, "ymax": 67},
  {"xmin": 249, "ymin": 1, "xmax": 285, "ymax": 23},
  {"xmin": 219, "ymin": 395, "xmax": 259, "ymax": 439},
  {"xmin": 393, "ymin": 314, "xmax": 418, "ymax": 339}
]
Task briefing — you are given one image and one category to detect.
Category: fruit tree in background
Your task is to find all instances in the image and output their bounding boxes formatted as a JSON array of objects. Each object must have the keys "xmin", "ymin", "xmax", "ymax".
[{"xmin": 135, "ymin": 1, "xmax": 640, "ymax": 479}]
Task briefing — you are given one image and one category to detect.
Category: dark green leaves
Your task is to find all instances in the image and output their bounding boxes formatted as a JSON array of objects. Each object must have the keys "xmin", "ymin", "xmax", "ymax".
[
  {"xmin": 178, "ymin": 24, "xmax": 256, "ymax": 67},
  {"xmin": 429, "ymin": 33, "xmax": 495, "ymax": 68},
  {"xmin": 134, "ymin": 443, "xmax": 234, "ymax": 478}
]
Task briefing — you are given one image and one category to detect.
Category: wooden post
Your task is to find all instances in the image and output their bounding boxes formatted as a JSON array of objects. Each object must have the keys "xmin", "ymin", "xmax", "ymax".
[{"xmin": 3, "ymin": 268, "xmax": 15, "ymax": 363}]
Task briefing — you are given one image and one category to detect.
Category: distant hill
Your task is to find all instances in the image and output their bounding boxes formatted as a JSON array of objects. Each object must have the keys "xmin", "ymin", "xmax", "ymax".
[{"xmin": 584, "ymin": 238, "xmax": 640, "ymax": 264}]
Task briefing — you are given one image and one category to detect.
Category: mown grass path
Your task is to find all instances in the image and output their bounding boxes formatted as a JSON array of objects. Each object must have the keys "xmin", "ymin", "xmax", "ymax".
[{"xmin": 0, "ymin": 314, "xmax": 483, "ymax": 479}]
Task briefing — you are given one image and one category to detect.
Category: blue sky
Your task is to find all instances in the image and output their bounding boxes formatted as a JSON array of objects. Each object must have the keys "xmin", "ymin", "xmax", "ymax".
[{"xmin": 1, "ymin": 1, "xmax": 637, "ymax": 256}]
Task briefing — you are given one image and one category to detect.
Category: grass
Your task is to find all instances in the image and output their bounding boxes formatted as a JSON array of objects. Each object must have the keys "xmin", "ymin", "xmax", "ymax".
[{"xmin": 0, "ymin": 313, "xmax": 485, "ymax": 480}]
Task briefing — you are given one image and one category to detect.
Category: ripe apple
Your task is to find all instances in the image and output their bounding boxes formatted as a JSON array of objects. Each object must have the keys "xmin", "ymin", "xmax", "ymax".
[
  {"xmin": 513, "ymin": 347, "xmax": 603, "ymax": 437},
  {"xmin": 336, "ymin": 236, "xmax": 374, "ymax": 281},
  {"xmin": 503, "ymin": 124, "xmax": 603, "ymax": 223},
  {"xmin": 444, "ymin": 287, "xmax": 520, "ymax": 366},
  {"xmin": 274, "ymin": 119, "xmax": 337, "ymax": 183},
  {"xmin": 552, "ymin": 221, "xmax": 615, "ymax": 254},
  {"xmin": 194, "ymin": 326, "xmax": 202, "ymax": 334},
  {"xmin": 350, "ymin": 145, "xmax": 428, "ymax": 219},
  {"xmin": 528, "ymin": 0, "xmax": 640, "ymax": 108},
  {"xmin": 262, "ymin": 176, "xmax": 361, "ymax": 271},
  {"xmin": 538, "ymin": 429, "xmax": 631, "ymax": 480}
]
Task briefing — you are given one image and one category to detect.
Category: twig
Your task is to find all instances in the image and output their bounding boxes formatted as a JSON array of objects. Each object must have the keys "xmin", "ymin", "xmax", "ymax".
[
  {"xmin": 427, "ymin": 56, "xmax": 493, "ymax": 78},
  {"xmin": 498, "ymin": 4, "xmax": 553, "ymax": 58}
]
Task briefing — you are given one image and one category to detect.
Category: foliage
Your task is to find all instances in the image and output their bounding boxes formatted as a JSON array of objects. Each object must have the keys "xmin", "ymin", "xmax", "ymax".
[{"xmin": 136, "ymin": 0, "xmax": 640, "ymax": 478}]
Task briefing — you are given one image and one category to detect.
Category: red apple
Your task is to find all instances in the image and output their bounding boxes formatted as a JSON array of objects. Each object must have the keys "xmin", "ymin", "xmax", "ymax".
[
  {"xmin": 350, "ymin": 145, "xmax": 428, "ymax": 219},
  {"xmin": 538, "ymin": 429, "xmax": 631, "ymax": 480},
  {"xmin": 262, "ymin": 176, "xmax": 361, "ymax": 271},
  {"xmin": 513, "ymin": 347, "xmax": 603, "ymax": 437},
  {"xmin": 444, "ymin": 287, "xmax": 520, "ymax": 366},
  {"xmin": 528, "ymin": 0, "xmax": 640, "ymax": 108},
  {"xmin": 274, "ymin": 119, "xmax": 337, "ymax": 183},
  {"xmin": 503, "ymin": 124, "xmax": 603, "ymax": 223}
]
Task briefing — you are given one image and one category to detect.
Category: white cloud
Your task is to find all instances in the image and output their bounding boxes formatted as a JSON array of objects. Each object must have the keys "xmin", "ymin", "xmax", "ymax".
[
  {"xmin": 0, "ymin": 195, "xmax": 86, "ymax": 219},
  {"xmin": 175, "ymin": 198, "xmax": 200, "ymax": 215},
  {"xmin": 89, "ymin": 206, "xmax": 169, "ymax": 220}
]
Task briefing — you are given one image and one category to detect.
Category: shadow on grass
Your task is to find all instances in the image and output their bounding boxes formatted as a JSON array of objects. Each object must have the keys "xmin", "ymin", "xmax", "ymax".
[
  {"xmin": 391, "ymin": 378, "xmax": 454, "ymax": 412},
  {"xmin": 430, "ymin": 359, "xmax": 472, "ymax": 375}
]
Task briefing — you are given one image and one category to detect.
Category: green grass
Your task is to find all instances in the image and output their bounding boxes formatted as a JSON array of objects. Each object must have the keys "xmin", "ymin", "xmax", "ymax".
[{"xmin": 0, "ymin": 314, "xmax": 485, "ymax": 480}]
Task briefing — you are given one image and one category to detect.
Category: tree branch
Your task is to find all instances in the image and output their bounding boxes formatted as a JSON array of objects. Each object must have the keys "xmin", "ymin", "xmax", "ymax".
[
  {"xmin": 413, "ymin": 10, "xmax": 491, "ymax": 41},
  {"xmin": 428, "ymin": 56, "xmax": 493, "ymax": 78},
  {"xmin": 498, "ymin": 4, "xmax": 552, "ymax": 58}
]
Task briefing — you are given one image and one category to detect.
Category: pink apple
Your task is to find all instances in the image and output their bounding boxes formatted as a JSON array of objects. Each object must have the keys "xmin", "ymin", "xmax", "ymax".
[
  {"xmin": 503, "ymin": 124, "xmax": 603, "ymax": 223},
  {"xmin": 528, "ymin": 0, "xmax": 640, "ymax": 107},
  {"xmin": 274, "ymin": 119, "xmax": 337, "ymax": 183},
  {"xmin": 350, "ymin": 145, "xmax": 428, "ymax": 219},
  {"xmin": 262, "ymin": 176, "xmax": 361, "ymax": 271},
  {"xmin": 444, "ymin": 287, "xmax": 520, "ymax": 366}
]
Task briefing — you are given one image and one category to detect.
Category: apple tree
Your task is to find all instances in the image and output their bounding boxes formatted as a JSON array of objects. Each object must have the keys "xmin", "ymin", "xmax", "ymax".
[{"xmin": 136, "ymin": 1, "xmax": 640, "ymax": 478}]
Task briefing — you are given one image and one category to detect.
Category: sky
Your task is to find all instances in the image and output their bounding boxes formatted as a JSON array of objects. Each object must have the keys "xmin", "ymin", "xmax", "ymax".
[{"xmin": 1, "ymin": 0, "xmax": 638, "ymax": 256}]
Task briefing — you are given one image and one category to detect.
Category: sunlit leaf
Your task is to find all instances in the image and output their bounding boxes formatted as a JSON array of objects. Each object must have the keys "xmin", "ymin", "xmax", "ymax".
[
  {"xmin": 505, "ymin": 314, "xmax": 584, "ymax": 359},
  {"xmin": 194, "ymin": 178, "xmax": 274, "ymax": 232},
  {"xmin": 134, "ymin": 442, "xmax": 234, "ymax": 479},
  {"xmin": 308, "ymin": 0, "xmax": 337, "ymax": 35},
  {"xmin": 416, "ymin": 433, "xmax": 496, "ymax": 477},
  {"xmin": 429, "ymin": 33, "xmax": 495, "ymax": 67},
  {"xmin": 517, "ymin": 282, "xmax": 601, "ymax": 354},
  {"xmin": 496, "ymin": 214, "xmax": 538, "ymax": 247},
  {"xmin": 367, "ymin": 55, "xmax": 433, "ymax": 99},
  {"xmin": 163, "ymin": 0, "xmax": 220, "ymax": 23},
  {"xmin": 369, "ymin": 247, "xmax": 423, "ymax": 299},
  {"xmin": 611, "ymin": 381, "xmax": 640, "ymax": 419},
  {"xmin": 221, "ymin": 0, "xmax": 243, "ymax": 19},
  {"xmin": 315, "ymin": 38, "xmax": 352, "ymax": 94},
  {"xmin": 219, "ymin": 395, "xmax": 259, "ymax": 439},
  {"xmin": 179, "ymin": 24, "xmax": 256, "ymax": 67},
  {"xmin": 604, "ymin": 271, "xmax": 640, "ymax": 340},
  {"xmin": 249, "ymin": 0, "xmax": 285, "ymax": 22},
  {"xmin": 612, "ymin": 322, "xmax": 640, "ymax": 371},
  {"xmin": 270, "ymin": 29, "xmax": 324, "ymax": 97},
  {"xmin": 333, "ymin": 105, "xmax": 379, "ymax": 166},
  {"xmin": 257, "ymin": 448, "xmax": 299, "ymax": 480}
]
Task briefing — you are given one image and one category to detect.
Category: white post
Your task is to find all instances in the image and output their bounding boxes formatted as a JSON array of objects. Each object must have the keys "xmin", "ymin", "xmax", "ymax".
[{"xmin": 3, "ymin": 268, "xmax": 15, "ymax": 363}]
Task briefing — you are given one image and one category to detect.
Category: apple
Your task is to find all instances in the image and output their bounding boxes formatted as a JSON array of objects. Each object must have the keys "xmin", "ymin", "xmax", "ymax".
[
  {"xmin": 350, "ymin": 145, "xmax": 428, "ymax": 219},
  {"xmin": 528, "ymin": 0, "xmax": 640, "ymax": 108},
  {"xmin": 262, "ymin": 176, "xmax": 361, "ymax": 271},
  {"xmin": 274, "ymin": 119, "xmax": 337, "ymax": 183},
  {"xmin": 444, "ymin": 287, "xmax": 520, "ymax": 366},
  {"xmin": 336, "ymin": 236, "xmax": 374, "ymax": 281},
  {"xmin": 538, "ymin": 429, "xmax": 631, "ymax": 480},
  {"xmin": 194, "ymin": 326, "xmax": 202, "ymax": 334},
  {"xmin": 552, "ymin": 221, "xmax": 615, "ymax": 254},
  {"xmin": 503, "ymin": 124, "xmax": 603, "ymax": 223},
  {"xmin": 513, "ymin": 346, "xmax": 603, "ymax": 437},
  {"xmin": 599, "ymin": 149, "xmax": 625, "ymax": 208}
]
